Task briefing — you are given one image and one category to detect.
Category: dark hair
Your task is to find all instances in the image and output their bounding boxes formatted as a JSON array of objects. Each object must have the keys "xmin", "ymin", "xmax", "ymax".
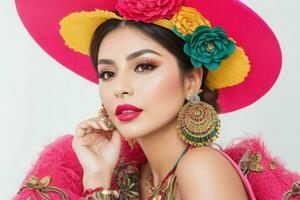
[{"xmin": 89, "ymin": 18, "xmax": 220, "ymax": 113}]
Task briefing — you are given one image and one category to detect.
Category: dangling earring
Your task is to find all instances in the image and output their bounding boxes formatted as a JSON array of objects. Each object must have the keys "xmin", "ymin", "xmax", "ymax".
[
  {"xmin": 98, "ymin": 104, "xmax": 115, "ymax": 130},
  {"xmin": 176, "ymin": 89, "xmax": 221, "ymax": 147},
  {"xmin": 98, "ymin": 104, "xmax": 137, "ymax": 149},
  {"xmin": 125, "ymin": 138, "xmax": 137, "ymax": 150}
]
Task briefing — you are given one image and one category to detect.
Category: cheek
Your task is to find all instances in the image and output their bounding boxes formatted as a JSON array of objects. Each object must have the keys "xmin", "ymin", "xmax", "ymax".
[
  {"xmin": 140, "ymin": 66, "xmax": 185, "ymax": 116},
  {"xmin": 151, "ymin": 73, "xmax": 181, "ymax": 100}
]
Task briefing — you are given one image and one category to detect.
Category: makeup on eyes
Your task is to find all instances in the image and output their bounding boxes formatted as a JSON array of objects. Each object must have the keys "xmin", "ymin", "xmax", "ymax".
[
  {"xmin": 97, "ymin": 57, "xmax": 160, "ymax": 80},
  {"xmin": 134, "ymin": 57, "xmax": 159, "ymax": 72}
]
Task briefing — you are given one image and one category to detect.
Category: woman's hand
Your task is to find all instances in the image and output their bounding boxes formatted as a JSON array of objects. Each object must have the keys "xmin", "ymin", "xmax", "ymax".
[{"xmin": 72, "ymin": 115, "xmax": 121, "ymax": 182}]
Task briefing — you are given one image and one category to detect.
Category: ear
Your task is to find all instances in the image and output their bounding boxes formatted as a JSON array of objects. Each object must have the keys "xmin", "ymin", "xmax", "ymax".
[{"xmin": 183, "ymin": 67, "xmax": 203, "ymax": 98}]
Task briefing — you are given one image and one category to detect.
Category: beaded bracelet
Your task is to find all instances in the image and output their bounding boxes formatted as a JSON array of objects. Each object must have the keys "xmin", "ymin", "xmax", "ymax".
[{"xmin": 83, "ymin": 186, "xmax": 120, "ymax": 200}]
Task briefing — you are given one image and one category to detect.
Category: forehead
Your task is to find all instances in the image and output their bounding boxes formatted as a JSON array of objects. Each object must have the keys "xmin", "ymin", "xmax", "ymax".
[{"xmin": 97, "ymin": 26, "xmax": 169, "ymax": 59}]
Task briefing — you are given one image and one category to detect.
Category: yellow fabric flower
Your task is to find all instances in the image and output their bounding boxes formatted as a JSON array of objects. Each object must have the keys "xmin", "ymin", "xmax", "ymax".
[
  {"xmin": 171, "ymin": 6, "xmax": 211, "ymax": 35},
  {"xmin": 205, "ymin": 46, "xmax": 251, "ymax": 90},
  {"xmin": 59, "ymin": 9, "xmax": 124, "ymax": 55}
]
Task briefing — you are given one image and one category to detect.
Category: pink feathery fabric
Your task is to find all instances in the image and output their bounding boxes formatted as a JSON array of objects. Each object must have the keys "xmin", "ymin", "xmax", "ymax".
[
  {"xmin": 12, "ymin": 134, "xmax": 147, "ymax": 199},
  {"xmin": 223, "ymin": 136, "xmax": 300, "ymax": 200},
  {"xmin": 13, "ymin": 135, "xmax": 83, "ymax": 199},
  {"xmin": 13, "ymin": 134, "xmax": 300, "ymax": 199}
]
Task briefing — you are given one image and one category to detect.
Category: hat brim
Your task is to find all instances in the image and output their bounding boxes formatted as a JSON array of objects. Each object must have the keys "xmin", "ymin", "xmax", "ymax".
[{"xmin": 15, "ymin": 0, "xmax": 282, "ymax": 114}]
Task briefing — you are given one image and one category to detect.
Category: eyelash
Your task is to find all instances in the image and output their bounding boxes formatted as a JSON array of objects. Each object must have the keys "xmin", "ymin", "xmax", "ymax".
[{"xmin": 98, "ymin": 58, "xmax": 158, "ymax": 81}]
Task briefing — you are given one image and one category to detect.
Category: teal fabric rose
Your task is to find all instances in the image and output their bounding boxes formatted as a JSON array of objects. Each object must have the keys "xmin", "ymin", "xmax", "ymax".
[{"xmin": 173, "ymin": 25, "xmax": 236, "ymax": 70}]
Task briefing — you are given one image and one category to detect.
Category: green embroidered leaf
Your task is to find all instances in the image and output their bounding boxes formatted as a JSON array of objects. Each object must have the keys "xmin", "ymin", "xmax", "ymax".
[
  {"xmin": 40, "ymin": 176, "xmax": 51, "ymax": 187},
  {"xmin": 28, "ymin": 175, "xmax": 38, "ymax": 185}
]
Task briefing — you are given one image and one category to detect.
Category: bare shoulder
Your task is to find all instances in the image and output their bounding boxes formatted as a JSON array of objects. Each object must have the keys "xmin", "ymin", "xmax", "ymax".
[
  {"xmin": 177, "ymin": 146, "xmax": 231, "ymax": 169},
  {"xmin": 175, "ymin": 146, "xmax": 249, "ymax": 200}
]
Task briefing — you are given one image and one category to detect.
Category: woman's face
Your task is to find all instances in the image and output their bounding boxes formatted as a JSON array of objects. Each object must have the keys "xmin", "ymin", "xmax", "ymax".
[{"xmin": 97, "ymin": 26, "xmax": 200, "ymax": 139}]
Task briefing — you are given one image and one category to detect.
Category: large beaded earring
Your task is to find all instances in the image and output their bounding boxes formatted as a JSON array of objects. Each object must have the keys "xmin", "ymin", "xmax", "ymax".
[
  {"xmin": 98, "ymin": 104, "xmax": 116, "ymax": 130},
  {"xmin": 98, "ymin": 104, "xmax": 137, "ymax": 149},
  {"xmin": 176, "ymin": 89, "xmax": 221, "ymax": 147}
]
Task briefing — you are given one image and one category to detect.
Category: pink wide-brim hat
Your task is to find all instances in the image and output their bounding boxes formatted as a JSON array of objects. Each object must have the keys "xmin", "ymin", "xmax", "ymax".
[{"xmin": 15, "ymin": 0, "xmax": 282, "ymax": 114}]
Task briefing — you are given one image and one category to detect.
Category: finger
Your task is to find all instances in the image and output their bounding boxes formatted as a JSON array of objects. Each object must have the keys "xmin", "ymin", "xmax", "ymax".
[
  {"xmin": 76, "ymin": 132, "xmax": 107, "ymax": 146},
  {"xmin": 75, "ymin": 119, "xmax": 103, "ymax": 139},
  {"xmin": 89, "ymin": 116, "xmax": 111, "ymax": 130},
  {"xmin": 86, "ymin": 116, "xmax": 111, "ymax": 131},
  {"xmin": 110, "ymin": 129, "xmax": 121, "ymax": 148},
  {"xmin": 95, "ymin": 119, "xmax": 109, "ymax": 131},
  {"xmin": 98, "ymin": 109, "xmax": 108, "ymax": 118}
]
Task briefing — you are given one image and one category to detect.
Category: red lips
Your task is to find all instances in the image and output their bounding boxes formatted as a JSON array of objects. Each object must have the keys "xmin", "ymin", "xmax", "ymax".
[{"xmin": 115, "ymin": 104, "xmax": 143, "ymax": 116}]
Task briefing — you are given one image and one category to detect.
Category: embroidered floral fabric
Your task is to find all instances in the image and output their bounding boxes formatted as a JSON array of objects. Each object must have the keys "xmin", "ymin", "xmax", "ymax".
[
  {"xmin": 13, "ymin": 134, "xmax": 300, "ymax": 200},
  {"xmin": 113, "ymin": 162, "xmax": 140, "ymax": 200}
]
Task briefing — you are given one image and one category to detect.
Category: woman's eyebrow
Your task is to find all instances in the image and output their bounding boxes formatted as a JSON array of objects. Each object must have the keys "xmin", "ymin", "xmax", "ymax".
[
  {"xmin": 97, "ymin": 49, "xmax": 162, "ymax": 66},
  {"xmin": 126, "ymin": 49, "xmax": 162, "ymax": 60}
]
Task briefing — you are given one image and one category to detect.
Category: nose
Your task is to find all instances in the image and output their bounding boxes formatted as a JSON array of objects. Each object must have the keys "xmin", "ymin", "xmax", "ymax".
[
  {"xmin": 114, "ymin": 75, "xmax": 134, "ymax": 99},
  {"xmin": 115, "ymin": 89, "xmax": 133, "ymax": 98}
]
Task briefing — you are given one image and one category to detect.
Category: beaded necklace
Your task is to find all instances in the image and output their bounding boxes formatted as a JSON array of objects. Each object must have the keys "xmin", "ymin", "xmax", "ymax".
[{"xmin": 145, "ymin": 144, "xmax": 192, "ymax": 200}]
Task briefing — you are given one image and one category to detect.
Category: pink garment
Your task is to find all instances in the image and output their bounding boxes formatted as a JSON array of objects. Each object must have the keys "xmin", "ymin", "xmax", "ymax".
[
  {"xmin": 13, "ymin": 134, "xmax": 300, "ymax": 200},
  {"xmin": 224, "ymin": 136, "xmax": 300, "ymax": 200}
]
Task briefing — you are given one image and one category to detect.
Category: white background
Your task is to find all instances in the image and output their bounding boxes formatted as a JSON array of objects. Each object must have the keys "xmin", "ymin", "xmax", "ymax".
[{"xmin": 1, "ymin": 0, "xmax": 299, "ymax": 199}]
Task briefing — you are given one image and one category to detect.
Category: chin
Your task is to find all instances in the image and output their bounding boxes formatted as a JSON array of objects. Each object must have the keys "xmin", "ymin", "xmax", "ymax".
[
  {"xmin": 119, "ymin": 129, "xmax": 144, "ymax": 139},
  {"xmin": 117, "ymin": 125, "xmax": 150, "ymax": 139}
]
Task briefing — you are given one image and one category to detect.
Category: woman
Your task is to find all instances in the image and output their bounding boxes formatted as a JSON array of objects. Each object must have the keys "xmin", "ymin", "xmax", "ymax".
[
  {"xmin": 14, "ymin": 0, "xmax": 300, "ymax": 199},
  {"xmin": 76, "ymin": 19, "xmax": 251, "ymax": 199}
]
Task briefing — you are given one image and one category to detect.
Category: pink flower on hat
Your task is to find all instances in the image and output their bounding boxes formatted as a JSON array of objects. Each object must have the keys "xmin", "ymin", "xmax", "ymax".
[{"xmin": 116, "ymin": 0, "xmax": 182, "ymax": 23}]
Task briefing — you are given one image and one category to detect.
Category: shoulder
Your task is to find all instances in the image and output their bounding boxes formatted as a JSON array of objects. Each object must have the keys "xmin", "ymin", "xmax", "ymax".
[
  {"xmin": 175, "ymin": 146, "xmax": 249, "ymax": 199},
  {"xmin": 177, "ymin": 146, "xmax": 225, "ymax": 169},
  {"xmin": 176, "ymin": 146, "xmax": 232, "ymax": 180},
  {"xmin": 39, "ymin": 134, "xmax": 76, "ymax": 161}
]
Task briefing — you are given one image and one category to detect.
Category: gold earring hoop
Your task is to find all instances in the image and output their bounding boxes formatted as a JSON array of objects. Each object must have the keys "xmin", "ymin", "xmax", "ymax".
[
  {"xmin": 98, "ymin": 104, "xmax": 115, "ymax": 130},
  {"xmin": 176, "ymin": 89, "xmax": 221, "ymax": 147},
  {"xmin": 98, "ymin": 104, "xmax": 137, "ymax": 149}
]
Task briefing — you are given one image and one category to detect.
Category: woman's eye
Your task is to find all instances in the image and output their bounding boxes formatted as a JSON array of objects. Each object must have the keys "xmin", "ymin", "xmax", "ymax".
[
  {"xmin": 135, "ymin": 63, "xmax": 157, "ymax": 73},
  {"xmin": 98, "ymin": 71, "xmax": 115, "ymax": 81},
  {"xmin": 98, "ymin": 63, "xmax": 157, "ymax": 81}
]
